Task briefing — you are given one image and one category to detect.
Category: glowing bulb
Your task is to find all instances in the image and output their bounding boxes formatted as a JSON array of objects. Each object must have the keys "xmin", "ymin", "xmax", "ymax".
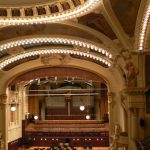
[
  {"xmin": 34, "ymin": 115, "xmax": 38, "ymax": 120},
  {"xmin": 80, "ymin": 105, "xmax": 85, "ymax": 111},
  {"xmin": 11, "ymin": 106, "xmax": 16, "ymax": 112},
  {"xmin": 86, "ymin": 115, "xmax": 90, "ymax": 120}
]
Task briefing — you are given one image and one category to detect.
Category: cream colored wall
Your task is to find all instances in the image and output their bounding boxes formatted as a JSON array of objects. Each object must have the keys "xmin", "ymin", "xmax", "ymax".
[{"xmin": 6, "ymin": 84, "xmax": 27, "ymax": 143}]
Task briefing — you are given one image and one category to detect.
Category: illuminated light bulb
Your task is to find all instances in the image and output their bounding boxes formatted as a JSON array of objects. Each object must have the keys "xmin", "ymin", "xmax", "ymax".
[
  {"xmin": 80, "ymin": 105, "xmax": 85, "ymax": 111},
  {"xmin": 11, "ymin": 106, "xmax": 16, "ymax": 112},
  {"xmin": 86, "ymin": 115, "xmax": 90, "ymax": 120},
  {"xmin": 0, "ymin": 37, "xmax": 112, "ymax": 59},
  {"xmin": 138, "ymin": 4, "xmax": 150, "ymax": 51},
  {"xmin": 34, "ymin": 115, "xmax": 38, "ymax": 120},
  {"xmin": 0, "ymin": 48, "xmax": 112, "ymax": 69}
]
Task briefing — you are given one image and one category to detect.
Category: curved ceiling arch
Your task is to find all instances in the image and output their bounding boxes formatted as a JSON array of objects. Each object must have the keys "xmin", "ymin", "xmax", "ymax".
[
  {"xmin": 0, "ymin": 35, "xmax": 113, "ymax": 58},
  {"xmin": 9, "ymin": 67, "xmax": 106, "ymax": 85},
  {"xmin": 134, "ymin": 0, "xmax": 147, "ymax": 51},
  {"xmin": 0, "ymin": 57, "xmax": 124, "ymax": 94},
  {"xmin": 135, "ymin": 0, "xmax": 150, "ymax": 51},
  {"xmin": 0, "ymin": 23, "xmax": 100, "ymax": 43},
  {"xmin": 0, "ymin": 47, "xmax": 112, "ymax": 70},
  {"xmin": 0, "ymin": 21, "xmax": 119, "ymax": 55},
  {"xmin": 61, "ymin": 21, "xmax": 120, "ymax": 54}
]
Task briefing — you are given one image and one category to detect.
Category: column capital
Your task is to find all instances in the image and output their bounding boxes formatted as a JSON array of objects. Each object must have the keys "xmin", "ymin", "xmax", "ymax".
[
  {"xmin": 120, "ymin": 88, "xmax": 146, "ymax": 109},
  {"xmin": 121, "ymin": 87, "xmax": 147, "ymax": 95}
]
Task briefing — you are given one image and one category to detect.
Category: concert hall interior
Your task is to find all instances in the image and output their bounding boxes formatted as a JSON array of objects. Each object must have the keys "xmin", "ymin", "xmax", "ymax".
[{"xmin": 0, "ymin": 0, "xmax": 150, "ymax": 150}]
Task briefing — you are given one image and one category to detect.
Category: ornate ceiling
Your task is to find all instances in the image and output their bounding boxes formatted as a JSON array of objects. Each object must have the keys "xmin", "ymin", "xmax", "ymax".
[
  {"xmin": 0, "ymin": 0, "xmax": 149, "ymax": 86},
  {"xmin": 0, "ymin": 0, "xmax": 50, "ymax": 6},
  {"xmin": 0, "ymin": 0, "xmax": 100, "ymax": 25}
]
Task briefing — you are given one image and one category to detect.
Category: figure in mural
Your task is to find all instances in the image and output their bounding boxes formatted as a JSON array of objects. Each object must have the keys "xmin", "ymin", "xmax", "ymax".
[{"xmin": 125, "ymin": 62, "xmax": 139, "ymax": 87}]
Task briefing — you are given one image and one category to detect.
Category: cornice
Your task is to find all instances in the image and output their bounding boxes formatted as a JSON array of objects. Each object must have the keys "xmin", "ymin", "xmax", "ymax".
[
  {"xmin": 0, "ymin": 0, "xmax": 100, "ymax": 25},
  {"xmin": 121, "ymin": 87, "xmax": 147, "ymax": 95}
]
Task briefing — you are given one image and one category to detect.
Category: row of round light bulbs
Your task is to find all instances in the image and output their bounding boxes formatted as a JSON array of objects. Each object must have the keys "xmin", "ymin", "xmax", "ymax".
[
  {"xmin": 0, "ymin": 0, "xmax": 100, "ymax": 25},
  {"xmin": 0, "ymin": 49, "xmax": 111, "ymax": 69},
  {"xmin": 0, "ymin": 37, "xmax": 112, "ymax": 58},
  {"xmin": 32, "ymin": 138, "xmax": 101, "ymax": 141},
  {"xmin": 138, "ymin": 2, "xmax": 150, "ymax": 50}
]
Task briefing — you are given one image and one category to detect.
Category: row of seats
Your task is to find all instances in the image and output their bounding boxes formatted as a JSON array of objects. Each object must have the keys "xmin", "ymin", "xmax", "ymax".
[
  {"xmin": 27, "ymin": 123, "xmax": 105, "ymax": 128},
  {"xmin": 35, "ymin": 120, "xmax": 103, "ymax": 124}
]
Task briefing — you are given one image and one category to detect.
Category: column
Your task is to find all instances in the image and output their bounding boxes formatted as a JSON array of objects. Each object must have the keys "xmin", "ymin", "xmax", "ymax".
[
  {"xmin": 0, "ymin": 94, "xmax": 8, "ymax": 150},
  {"xmin": 131, "ymin": 109, "xmax": 139, "ymax": 139},
  {"xmin": 68, "ymin": 0, "xmax": 75, "ymax": 9},
  {"xmin": 20, "ymin": 8, "xmax": 25, "ymax": 17},
  {"xmin": 57, "ymin": 3, "xmax": 63, "ymax": 12},
  {"xmin": 95, "ymin": 98, "xmax": 100, "ymax": 120},
  {"xmin": 32, "ymin": 7, "xmax": 38, "ymax": 16},
  {"xmin": 108, "ymin": 92, "xmax": 114, "ymax": 135},
  {"xmin": 94, "ymin": 83, "xmax": 101, "ymax": 120},
  {"xmin": 7, "ymin": 8, "xmax": 12, "ymax": 17},
  {"xmin": 128, "ymin": 108, "xmax": 138, "ymax": 150},
  {"xmin": 124, "ymin": 88, "xmax": 146, "ymax": 150},
  {"xmin": 45, "ymin": 5, "xmax": 51, "ymax": 15}
]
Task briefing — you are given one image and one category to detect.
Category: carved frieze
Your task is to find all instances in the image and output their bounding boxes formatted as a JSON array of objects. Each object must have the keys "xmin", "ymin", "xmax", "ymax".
[
  {"xmin": 40, "ymin": 54, "xmax": 72, "ymax": 65},
  {"xmin": 122, "ymin": 87, "xmax": 146, "ymax": 95}
]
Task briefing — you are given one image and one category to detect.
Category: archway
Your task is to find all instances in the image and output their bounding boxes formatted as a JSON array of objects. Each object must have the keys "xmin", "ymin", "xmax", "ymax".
[{"xmin": 0, "ymin": 57, "xmax": 125, "ymax": 150}]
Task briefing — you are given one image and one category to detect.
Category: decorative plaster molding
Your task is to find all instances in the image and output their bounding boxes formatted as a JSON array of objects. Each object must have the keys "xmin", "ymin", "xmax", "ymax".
[
  {"xmin": 0, "ymin": 48, "xmax": 112, "ymax": 70},
  {"xmin": 122, "ymin": 87, "xmax": 146, "ymax": 95},
  {"xmin": 0, "ymin": 0, "xmax": 100, "ymax": 25},
  {"xmin": 124, "ymin": 62, "xmax": 139, "ymax": 87},
  {"xmin": 40, "ymin": 54, "xmax": 72, "ymax": 65}
]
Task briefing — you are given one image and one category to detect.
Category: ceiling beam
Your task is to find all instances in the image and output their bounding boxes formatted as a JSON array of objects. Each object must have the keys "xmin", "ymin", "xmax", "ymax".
[{"xmin": 101, "ymin": 0, "xmax": 133, "ymax": 51}]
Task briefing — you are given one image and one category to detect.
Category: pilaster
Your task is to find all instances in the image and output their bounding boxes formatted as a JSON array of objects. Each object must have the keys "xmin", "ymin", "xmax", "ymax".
[
  {"xmin": 0, "ymin": 94, "xmax": 7, "ymax": 150},
  {"xmin": 122, "ymin": 88, "xmax": 146, "ymax": 150},
  {"xmin": 108, "ymin": 92, "xmax": 114, "ymax": 135}
]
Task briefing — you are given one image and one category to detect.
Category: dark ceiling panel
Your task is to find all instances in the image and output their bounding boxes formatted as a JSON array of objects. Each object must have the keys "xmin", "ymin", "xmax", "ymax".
[
  {"xmin": 110, "ymin": 0, "xmax": 141, "ymax": 37},
  {"xmin": 79, "ymin": 13, "xmax": 117, "ymax": 40}
]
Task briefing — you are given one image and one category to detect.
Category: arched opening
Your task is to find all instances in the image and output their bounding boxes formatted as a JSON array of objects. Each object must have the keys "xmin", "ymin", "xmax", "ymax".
[{"xmin": 6, "ymin": 67, "xmax": 110, "ymax": 150}]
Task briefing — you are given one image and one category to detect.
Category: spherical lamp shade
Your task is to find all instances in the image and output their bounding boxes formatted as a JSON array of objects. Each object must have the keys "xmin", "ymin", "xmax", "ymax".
[
  {"xmin": 80, "ymin": 105, "xmax": 85, "ymax": 111},
  {"xmin": 86, "ymin": 115, "xmax": 90, "ymax": 120},
  {"xmin": 11, "ymin": 106, "xmax": 16, "ymax": 112},
  {"xmin": 34, "ymin": 115, "xmax": 38, "ymax": 120}
]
